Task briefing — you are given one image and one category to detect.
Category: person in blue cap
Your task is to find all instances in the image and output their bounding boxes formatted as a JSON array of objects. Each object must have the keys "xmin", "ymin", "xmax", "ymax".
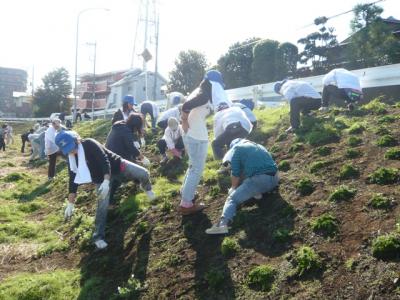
[
  {"xmin": 273, "ymin": 80, "xmax": 321, "ymax": 133},
  {"xmin": 112, "ymin": 95, "xmax": 137, "ymax": 124},
  {"xmin": 206, "ymin": 138, "xmax": 279, "ymax": 234},
  {"xmin": 55, "ymin": 131, "xmax": 156, "ymax": 250}
]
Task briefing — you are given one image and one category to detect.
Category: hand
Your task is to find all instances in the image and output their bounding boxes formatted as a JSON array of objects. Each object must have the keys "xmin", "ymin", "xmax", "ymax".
[
  {"xmin": 141, "ymin": 156, "xmax": 151, "ymax": 167},
  {"xmin": 98, "ymin": 179, "xmax": 110, "ymax": 199},
  {"xmin": 133, "ymin": 141, "xmax": 141, "ymax": 149},
  {"xmin": 171, "ymin": 148, "xmax": 182, "ymax": 158},
  {"xmin": 140, "ymin": 137, "xmax": 146, "ymax": 147},
  {"xmin": 64, "ymin": 202, "xmax": 74, "ymax": 220}
]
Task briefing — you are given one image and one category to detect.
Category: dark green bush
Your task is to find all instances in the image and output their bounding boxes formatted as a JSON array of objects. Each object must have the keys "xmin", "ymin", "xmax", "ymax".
[
  {"xmin": 295, "ymin": 178, "xmax": 314, "ymax": 196},
  {"xmin": 385, "ymin": 148, "xmax": 400, "ymax": 160},
  {"xmin": 278, "ymin": 160, "xmax": 290, "ymax": 172},
  {"xmin": 295, "ymin": 246, "xmax": 322, "ymax": 276},
  {"xmin": 345, "ymin": 149, "xmax": 362, "ymax": 159},
  {"xmin": 372, "ymin": 234, "xmax": 400, "ymax": 260},
  {"xmin": 368, "ymin": 167, "xmax": 399, "ymax": 185},
  {"xmin": 221, "ymin": 237, "xmax": 240, "ymax": 257},
  {"xmin": 247, "ymin": 265, "xmax": 276, "ymax": 291},
  {"xmin": 329, "ymin": 186, "xmax": 356, "ymax": 202},
  {"xmin": 376, "ymin": 135, "xmax": 397, "ymax": 147},
  {"xmin": 339, "ymin": 164, "xmax": 360, "ymax": 180},
  {"xmin": 347, "ymin": 136, "xmax": 362, "ymax": 147},
  {"xmin": 369, "ymin": 193, "xmax": 391, "ymax": 209},
  {"xmin": 311, "ymin": 214, "xmax": 338, "ymax": 237}
]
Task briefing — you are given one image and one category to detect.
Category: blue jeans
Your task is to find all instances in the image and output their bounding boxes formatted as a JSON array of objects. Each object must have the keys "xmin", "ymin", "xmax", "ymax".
[
  {"xmin": 92, "ymin": 159, "xmax": 152, "ymax": 242},
  {"xmin": 222, "ymin": 173, "xmax": 279, "ymax": 221},
  {"xmin": 181, "ymin": 135, "xmax": 208, "ymax": 205}
]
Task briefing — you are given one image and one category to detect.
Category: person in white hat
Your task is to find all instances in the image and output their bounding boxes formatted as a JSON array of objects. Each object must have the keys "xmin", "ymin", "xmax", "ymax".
[{"xmin": 157, "ymin": 117, "xmax": 185, "ymax": 164}]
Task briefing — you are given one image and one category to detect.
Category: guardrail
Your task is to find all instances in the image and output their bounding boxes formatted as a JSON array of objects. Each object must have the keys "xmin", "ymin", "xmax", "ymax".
[{"xmin": 1, "ymin": 63, "xmax": 399, "ymax": 123}]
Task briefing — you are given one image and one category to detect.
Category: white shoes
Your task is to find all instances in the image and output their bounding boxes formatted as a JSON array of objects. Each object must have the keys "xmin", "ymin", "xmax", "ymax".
[
  {"xmin": 254, "ymin": 193, "xmax": 262, "ymax": 200},
  {"xmin": 94, "ymin": 239, "xmax": 108, "ymax": 250},
  {"xmin": 205, "ymin": 224, "xmax": 229, "ymax": 235},
  {"xmin": 146, "ymin": 190, "xmax": 156, "ymax": 202}
]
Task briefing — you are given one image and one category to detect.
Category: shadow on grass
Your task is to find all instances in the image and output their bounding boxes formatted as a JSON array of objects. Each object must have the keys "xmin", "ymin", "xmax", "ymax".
[{"xmin": 182, "ymin": 212, "xmax": 236, "ymax": 299}]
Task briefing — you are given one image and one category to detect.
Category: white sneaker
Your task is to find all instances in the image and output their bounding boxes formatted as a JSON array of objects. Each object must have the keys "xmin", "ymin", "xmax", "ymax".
[
  {"xmin": 94, "ymin": 239, "xmax": 108, "ymax": 250},
  {"xmin": 205, "ymin": 224, "xmax": 229, "ymax": 235},
  {"xmin": 146, "ymin": 190, "xmax": 156, "ymax": 202},
  {"xmin": 254, "ymin": 193, "xmax": 262, "ymax": 200}
]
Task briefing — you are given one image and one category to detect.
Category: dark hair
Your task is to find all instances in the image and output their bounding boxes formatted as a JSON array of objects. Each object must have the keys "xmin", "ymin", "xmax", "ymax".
[
  {"xmin": 126, "ymin": 113, "xmax": 144, "ymax": 132},
  {"xmin": 122, "ymin": 102, "xmax": 131, "ymax": 113}
]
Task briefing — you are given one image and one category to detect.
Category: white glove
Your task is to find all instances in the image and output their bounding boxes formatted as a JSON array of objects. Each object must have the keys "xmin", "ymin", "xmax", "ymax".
[
  {"xmin": 64, "ymin": 202, "xmax": 74, "ymax": 220},
  {"xmin": 140, "ymin": 137, "xmax": 146, "ymax": 147},
  {"xmin": 98, "ymin": 179, "xmax": 110, "ymax": 199},
  {"xmin": 133, "ymin": 141, "xmax": 141, "ymax": 149},
  {"xmin": 141, "ymin": 156, "xmax": 151, "ymax": 167},
  {"xmin": 228, "ymin": 187, "xmax": 235, "ymax": 196}
]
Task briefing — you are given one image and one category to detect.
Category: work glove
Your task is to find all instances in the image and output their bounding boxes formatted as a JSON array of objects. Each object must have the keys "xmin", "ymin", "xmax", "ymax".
[
  {"xmin": 141, "ymin": 156, "xmax": 151, "ymax": 167},
  {"xmin": 64, "ymin": 202, "xmax": 74, "ymax": 220},
  {"xmin": 133, "ymin": 141, "xmax": 141, "ymax": 149},
  {"xmin": 98, "ymin": 179, "xmax": 110, "ymax": 199},
  {"xmin": 140, "ymin": 137, "xmax": 146, "ymax": 147},
  {"xmin": 171, "ymin": 148, "xmax": 182, "ymax": 158}
]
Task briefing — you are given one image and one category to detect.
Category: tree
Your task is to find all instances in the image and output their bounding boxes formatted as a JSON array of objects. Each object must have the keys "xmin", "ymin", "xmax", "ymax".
[
  {"xmin": 33, "ymin": 68, "xmax": 72, "ymax": 117},
  {"xmin": 217, "ymin": 38, "xmax": 260, "ymax": 89},
  {"xmin": 297, "ymin": 17, "xmax": 338, "ymax": 73},
  {"xmin": 348, "ymin": 3, "xmax": 400, "ymax": 68},
  {"xmin": 276, "ymin": 42, "xmax": 298, "ymax": 79},
  {"xmin": 168, "ymin": 50, "xmax": 208, "ymax": 95}
]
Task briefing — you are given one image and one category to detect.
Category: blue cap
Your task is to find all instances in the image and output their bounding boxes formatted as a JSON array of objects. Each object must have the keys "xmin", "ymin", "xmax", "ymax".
[
  {"xmin": 204, "ymin": 70, "xmax": 224, "ymax": 87},
  {"xmin": 274, "ymin": 80, "xmax": 288, "ymax": 94},
  {"xmin": 123, "ymin": 95, "xmax": 136, "ymax": 105},
  {"xmin": 55, "ymin": 131, "xmax": 77, "ymax": 155},
  {"xmin": 172, "ymin": 95, "xmax": 181, "ymax": 105}
]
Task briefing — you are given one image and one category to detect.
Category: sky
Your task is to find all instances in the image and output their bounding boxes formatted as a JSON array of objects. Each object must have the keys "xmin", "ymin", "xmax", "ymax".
[{"xmin": 0, "ymin": 0, "xmax": 398, "ymax": 92}]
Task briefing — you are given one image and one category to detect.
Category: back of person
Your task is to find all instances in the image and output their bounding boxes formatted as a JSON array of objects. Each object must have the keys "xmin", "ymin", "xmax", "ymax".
[
  {"xmin": 105, "ymin": 121, "xmax": 136, "ymax": 160},
  {"xmin": 280, "ymin": 81, "xmax": 321, "ymax": 103},
  {"xmin": 186, "ymin": 89, "xmax": 211, "ymax": 141},
  {"xmin": 323, "ymin": 68, "xmax": 361, "ymax": 91},
  {"xmin": 214, "ymin": 106, "xmax": 252, "ymax": 138},
  {"xmin": 233, "ymin": 103, "xmax": 257, "ymax": 124}
]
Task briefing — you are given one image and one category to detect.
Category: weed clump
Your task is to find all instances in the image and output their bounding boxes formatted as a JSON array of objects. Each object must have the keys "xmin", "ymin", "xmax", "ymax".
[
  {"xmin": 369, "ymin": 193, "xmax": 391, "ymax": 209},
  {"xmin": 295, "ymin": 178, "xmax": 314, "ymax": 196},
  {"xmin": 205, "ymin": 269, "xmax": 225, "ymax": 291},
  {"xmin": 311, "ymin": 213, "xmax": 338, "ymax": 237},
  {"xmin": 310, "ymin": 160, "xmax": 330, "ymax": 173},
  {"xmin": 362, "ymin": 98, "xmax": 387, "ymax": 115},
  {"xmin": 347, "ymin": 136, "xmax": 362, "ymax": 147},
  {"xmin": 385, "ymin": 148, "xmax": 400, "ymax": 160},
  {"xmin": 278, "ymin": 160, "xmax": 290, "ymax": 172},
  {"xmin": 306, "ymin": 125, "xmax": 340, "ymax": 146},
  {"xmin": 315, "ymin": 146, "xmax": 331, "ymax": 156},
  {"xmin": 376, "ymin": 135, "xmax": 397, "ymax": 147},
  {"xmin": 269, "ymin": 144, "xmax": 281, "ymax": 153},
  {"xmin": 374, "ymin": 126, "xmax": 390, "ymax": 135},
  {"xmin": 368, "ymin": 167, "xmax": 399, "ymax": 185},
  {"xmin": 247, "ymin": 265, "xmax": 276, "ymax": 291},
  {"xmin": 289, "ymin": 143, "xmax": 304, "ymax": 153},
  {"xmin": 348, "ymin": 123, "xmax": 365, "ymax": 134},
  {"xmin": 371, "ymin": 234, "xmax": 400, "ymax": 260},
  {"xmin": 345, "ymin": 149, "xmax": 362, "ymax": 159},
  {"xmin": 221, "ymin": 237, "xmax": 240, "ymax": 257},
  {"xmin": 276, "ymin": 132, "xmax": 288, "ymax": 142},
  {"xmin": 136, "ymin": 221, "xmax": 149, "ymax": 235},
  {"xmin": 294, "ymin": 246, "xmax": 322, "ymax": 276},
  {"xmin": 377, "ymin": 115, "xmax": 397, "ymax": 124},
  {"xmin": 329, "ymin": 185, "xmax": 356, "ymax": 202},
  {"xmin": 339, "ymin": 164, "xmax": 360, "ymax": 180},
  {"xmin": 273, "ymin": 228, "xmax": 292, "ymax": 243},
  {"xmin": 116, "ymin": 275, "xmax": 142, "ymax": 299},
  {"xmin": 2, "ymin": 172, "xmax": 26, "ymax": 182}
]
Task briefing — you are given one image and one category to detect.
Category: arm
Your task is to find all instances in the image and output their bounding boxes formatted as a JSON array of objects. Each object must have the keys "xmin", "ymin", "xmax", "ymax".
[
  {"xmin": 111, "ymin": 110, "xmax": 122, "ymax": 124},
  {"xmin": 85, "ymin": 139, "xmax": 111, "ymax": 177},
  {"xmin": 181, "ymin": 80, "xmax": 212, "ymax": 113},
  {"xmin": 124, "ymin": 131, "xmax": 141, "ymax": 160}
]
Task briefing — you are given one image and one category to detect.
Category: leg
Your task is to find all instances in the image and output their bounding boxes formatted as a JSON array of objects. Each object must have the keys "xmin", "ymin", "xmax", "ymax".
[
  {"xmin": 121, "ymin": 159, "xmax": 152, "ymax": 192},
  {"xmin": 48, "ymin": 152, "xmax": 57, "ymax": 178},
  {"xmin": 180, "ymin": 136, "xmax": 208, "ymax": 205},
  {"xmin": 92, "ymin": 185, "xmax": 111, "ymax": 242},
  {"xmin": 301, "ymin": 98, "xmax": 321, "ymax": 115},
  {"xmin": 157, "ymin": 139, "xmax": 168, "ymax": 155},
  {"xmin": 21, "ymin": 138, "xmax": 25, "ymax": 153},
  {"xmin": 109, "ymin": 177, "xmax": 121, "ymax": 205},
  {"xmin": 289, "ymin": 98, "xmax": 302, "ymax": 129}
]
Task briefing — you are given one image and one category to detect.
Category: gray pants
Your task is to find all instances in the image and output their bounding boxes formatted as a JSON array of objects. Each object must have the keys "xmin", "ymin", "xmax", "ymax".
[{"xmin": 92, "ymin": 159, "xmax": 152, "ymax": 242}]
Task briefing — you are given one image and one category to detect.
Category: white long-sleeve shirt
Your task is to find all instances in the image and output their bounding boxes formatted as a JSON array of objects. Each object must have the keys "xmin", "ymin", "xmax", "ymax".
[
  {"xmin": 280, "ymin": 80, "xmax": 321, "ymax": 104},
  {"xmin": 163, "ymin": 125, "xmax": 184, "ymax": 150},
  {"xmin": 157, "ymin": 106, "xmax": 181, "ymax": 123},
  {"xmin": 232, "ymin": 103, "xmax": 257, "ymax": 123},
  {"xmin": 44, "ymin": 125, "xmax": 59, "ymax": 155},
  {"xmin": 210, "ymin": 81, "xmax": 233, "ymax": 111},
  {"xmin": 213, "ymin": 106, "xmax": 253, "ymax": 139},
  {"xmin": 323, "ymin": 68, "xmax": 361, "ymax": 91},
  {"xmin": 140, "ymin": 100, "xmax": 160, "ymax": 118}
]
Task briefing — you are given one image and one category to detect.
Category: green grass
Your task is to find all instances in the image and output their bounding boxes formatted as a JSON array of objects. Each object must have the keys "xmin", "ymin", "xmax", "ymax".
[
  {"xmin": 305, "ymin": 124, "xmax": 340, "ymax": 146},
  {"xmin": 289, "ymin": 142, "xmax": 304, "ymax": 153},
  {"xmin": 278, "ymin": 160, "xmax": 290, "ymax": 172},
  {"xmin": 295, "ymin": 178, "xmax": 314, "ymax": 196},
  {"xmin": 347, "ymin": 136, "xmax": 362, "ymax": 147},
  {"xmin": 339, "ymin": 164, "xmax": 360, "ymax": 180},
  {"xmin": 374, "ymin": 126, "xmax": 390, "ymax": 135},
  {"xmin": 0, "ymin": 270, "xmax": 80, "ymax": 300},
  {"xmin": 347, "ymin": 122, "xmax": 366, "ymax": 134},
  {"xmin": 362, "ymin": 97, "xmax": 388, "ymax": 115},
  {"xmin": 368, "ymin": 167, "xmax": 399, "ymax": 185},
  {"xmin": 247, "ymin": 265, "xmax": 276, "ymax": 292},
  {"xmin": 311, "ymin": 213, "xmax": 338, "ymax": 237},
  {"xmin": 205, "ymin": 269, "xmax": 226, "ymax": 291},
  {"xmin": 295, "ymin": 246, "xmax": 322, "ymax": 276},
  {"xmin": 315, "ymin": 146, "xmax": 331, "ymax": 156},
  {"xmin": 329, "ymin": 186, "xmax": 356, "ymax": 202},
  {"xmin": 369, "ymin": 193, "xmax": 391, "ymax": 209},
  {"xmin": 376, "ymin": 135, "xmax": 397, "ymax": 147},
  {"xmin": 385, "ymin": 148, "xmax": 400, "ymax": 160},
  {"xmin": 371, "ymin": 234, "xmax": 400, "ymax": 260},
  {"xmin": 221, "ymin": 237, "xmax": 240, "ymax": 257},
  {"xmin": 377, "ymin": 115, "xmax": 397, "ymax": 124}
]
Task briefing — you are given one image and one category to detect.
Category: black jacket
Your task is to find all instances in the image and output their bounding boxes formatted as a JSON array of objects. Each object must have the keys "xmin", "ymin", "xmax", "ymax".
[
  {"xmin": 68, "ymin": 138, "xmax": 122, "ymax": 193},
  {"xmin": 182, "ymin": 79, "xmax": 212, "ymax": 113},
  {"xmin": 105, "ymin": 121, "xmax": 140, "ymax": 161}
]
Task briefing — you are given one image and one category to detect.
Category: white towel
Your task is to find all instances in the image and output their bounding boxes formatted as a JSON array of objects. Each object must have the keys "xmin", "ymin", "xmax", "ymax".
[
  {"xmin": 210, "ymin": 81, "xmax": 232, "ymax": 111},
  {"xmin": 68, "ymin": 144, "xmax": 92, "ymax": 184}
]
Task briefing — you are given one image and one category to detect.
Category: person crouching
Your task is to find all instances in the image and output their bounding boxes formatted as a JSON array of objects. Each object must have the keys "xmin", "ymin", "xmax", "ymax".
[
  {"xmin": 157, "ymin": 117, "xmax": 185, "ymax": 164},
  {"xmin": 55, "ymin": 131, "xmax": 156, "ymax": 250}
]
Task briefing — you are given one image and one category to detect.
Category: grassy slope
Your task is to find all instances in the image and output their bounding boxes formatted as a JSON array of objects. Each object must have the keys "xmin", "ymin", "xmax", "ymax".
[{"xmin": 0, "ymin": 100, "xmax": 399, "ymax": 299}]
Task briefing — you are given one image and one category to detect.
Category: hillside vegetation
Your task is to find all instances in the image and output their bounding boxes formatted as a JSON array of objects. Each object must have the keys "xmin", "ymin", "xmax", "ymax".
[{"xmin": 0, "ymin": 98, "xmax": 399, "ymax": 299}]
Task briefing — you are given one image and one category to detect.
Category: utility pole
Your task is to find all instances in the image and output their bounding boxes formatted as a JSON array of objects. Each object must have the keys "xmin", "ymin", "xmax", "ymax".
[
  {"xmin": 87, "ymin": 42, "xmax": 97, "ymax": 120},
  {"xmin": 153, "ymin": 13, "xmax": 159, "ymax": 100}
]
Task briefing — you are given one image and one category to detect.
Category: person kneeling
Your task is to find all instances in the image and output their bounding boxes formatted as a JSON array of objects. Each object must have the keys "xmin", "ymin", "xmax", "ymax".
[
  {"xmin": 206, "ymin": 139, "xmax": 279, "ymax": 234},
  {"xmin": 157, "ymin": 117, "xmax": 185, "ymax": 164},
  {"xmin": 55, "ymin": 131, "xmax": 156, "ymax": 250}
]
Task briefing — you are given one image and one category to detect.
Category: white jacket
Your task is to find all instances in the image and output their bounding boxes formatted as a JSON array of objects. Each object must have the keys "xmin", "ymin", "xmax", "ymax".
[
  {"xmin": 213, "ymin": 107, "xmax": 253, "ymax": 139},
  {"xmin": 280, "ymin": 80, "xmax": 321, "ymax": 104},
  {"xmin": 158, "ymin": 106, "xmax": 181, "ymax": 123},
  {"xmin": 163, "ymin": 125, "xmax": 184, "ymax": 150},
  {"xmin": 323, "ymin": 68, "xmax": 361, "ymax": 91},
  {"xmin": 45, "ymin": 125, "xmax": 59, "ymax": 155}
]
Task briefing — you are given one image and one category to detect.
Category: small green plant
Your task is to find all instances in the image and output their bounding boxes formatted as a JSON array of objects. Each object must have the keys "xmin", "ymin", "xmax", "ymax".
[
  {"xmin": 221, "ymin": 237, "xmax": 240, "ymax": 257},
  {"xmin": 371, "ymin": 234, "xmax": 400, "ymax": 260},
  {"xmin": 315, "ymin": 146, "xmax": 331, "ymax": 156},
  {"xmin": 345, "ymin": 149, "xmax": 361, "ymax": 159},
  {"xmin": 329, "ymin": 185, "xmax": 356, "ymax": 202},
  {"xmin": 295, "ymin": 178, "xmax": 314, "ymax": 196},
  {"xmin": 339, "ymin": 164, "xmax": 360, "ymax": 180},
  {"xmin": 273, "ymin": 228, "xmax": 292, "ymax": 243},
  {"xmin": 362, "ymin": 97, "xmax": 387, "ymax": 115},
  {"xmin": 295, "ymin": 246, "xmax": 322, "ymax": 276},
  {"xmin": 345, "ymin": 258, "xmax": 356, "ymax": 271},
  {"xmin": 289, "ymin": 143, "xmax": 304, "ymax": 153},
  {"xmin": 376, "ymin": 135, "xmax": 397, "ymax": 147},
  {"xmin": 368, "ymin": 167, "xmax": 399, "ymax": 185},
  {"xmin": 278, "ymin": 160, "xmax": 290, "ymax": 172},
  {"xmin": 348, "ymin": 123, "xmax": 365, "ymax": 134},
  {"xmin": 306, "ymin": 125, "xmax": 340, "ymax": 146},
  {"xmin": 116, "ymin": 275, "xmax": 142, "ymax": 299},
  {"xmin": 161, "ymin": 199, "xmax": 173, "ymax": 213},
  {"xmin": 2, "ymin": 172, "xmax": 26, "ymax": 182},
  {"xmin": 310, "ymin": 160, "xmax": 330, "ymax": 173},
  {"xmin": 247, "ymin": 265, "xmax": 276, "ymax": 291},
  {"xmin": 347, "ymin": 136, "xmax": 362, "ymax": 147},
  {"xmin": 385, "ymin": 148, "xmax": 400, "ymax": 160},
  {"xmin": 311, "ymin": 213, "xmax": 338, "ymax": 237},
  {"xmin": 378, "ymin": 115, "xmax": 397, "ymax": 124},
  {"xmin": 205, "ymin": 269, "xmax": 225, "ymax": 291},
  {"xmin": 136, "ymin": 221, "xmax": 149, "ymax": 235},
  {"xmin": 279, "ymin": 204, "xmax": 296, "ymax": 218},
  {"xmin": 269, "ymin": 144, "xmax": 281, "ymax": 153},
  {"xmin": 369, "ymin": 193, "xmax": 391, "ymax": 209},
  {"xmin": 374, "ymin": 126, "xmax": 390, "ymax": 135},
  {"xmin": 276, "ymin": 132, "xmax": 288, "ymax": 142}
]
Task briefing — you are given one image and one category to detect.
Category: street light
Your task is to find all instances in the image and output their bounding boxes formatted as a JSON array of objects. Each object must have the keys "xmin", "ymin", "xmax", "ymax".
[{"xmin": 73, "ymin": 7, "xmax": 109, "ymax": 123}]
